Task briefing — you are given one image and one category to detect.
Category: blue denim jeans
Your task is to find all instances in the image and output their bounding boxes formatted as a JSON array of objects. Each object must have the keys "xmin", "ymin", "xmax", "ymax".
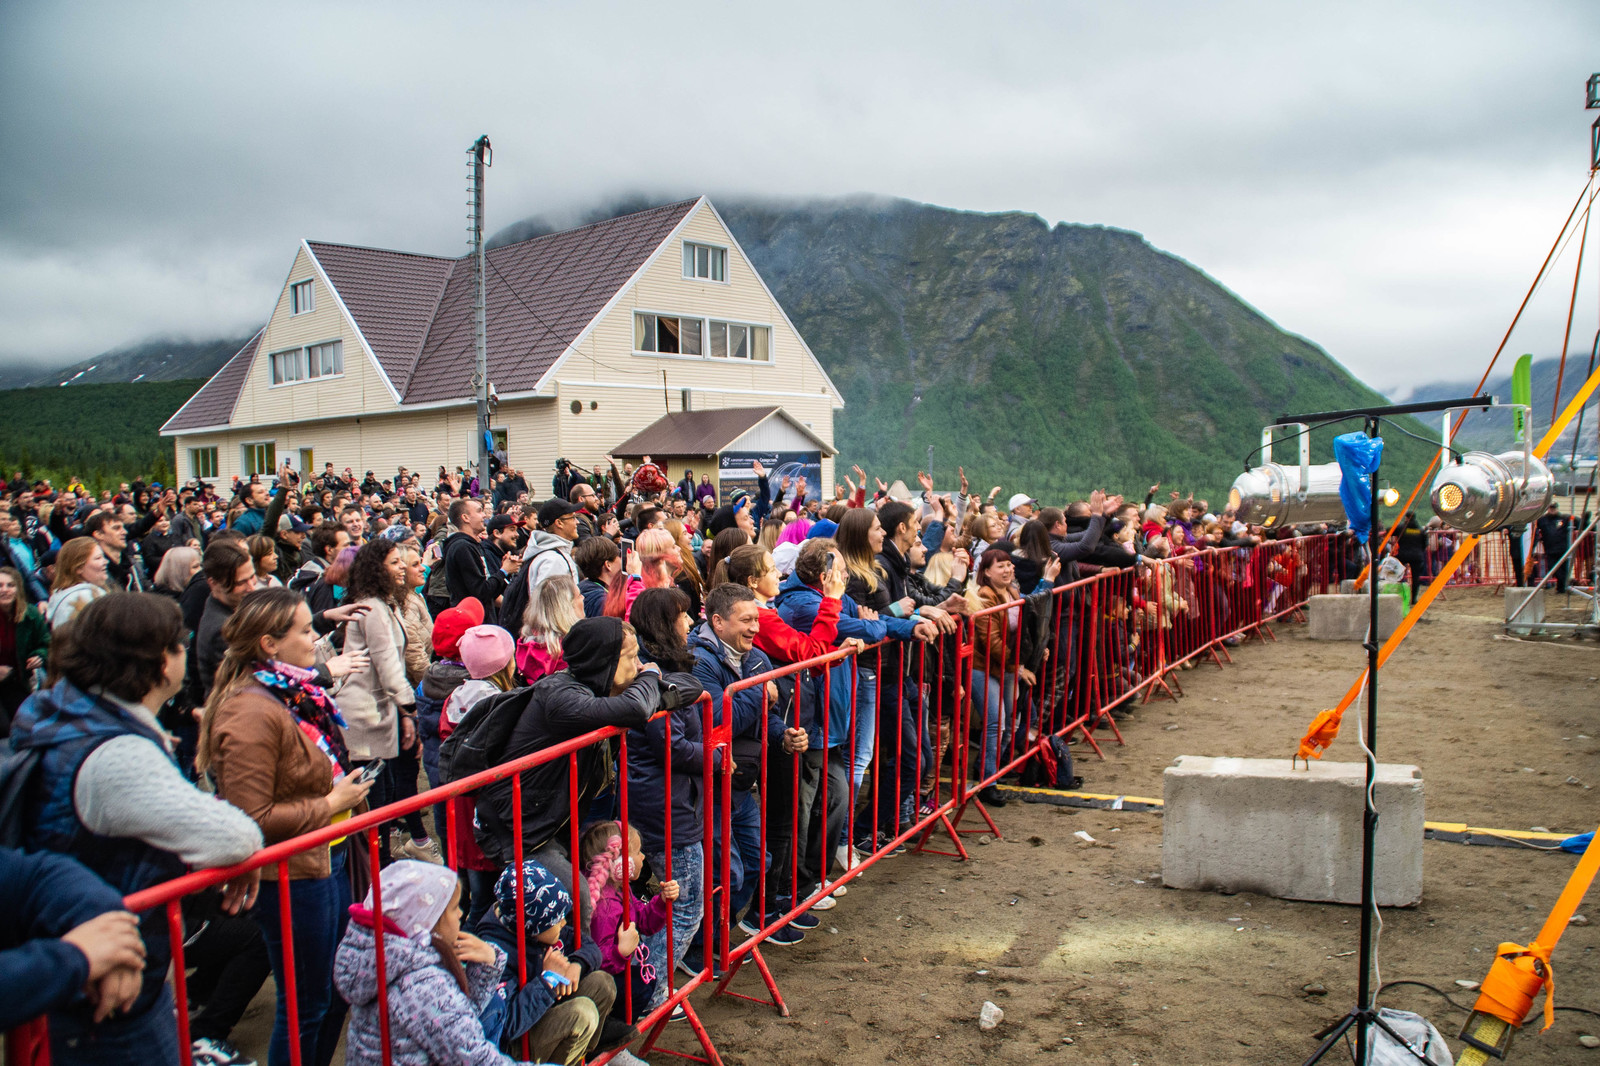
[
  {"xmin": 644, "ymin": 842, "xmax": 704, "ymax": 1009},
  {"xmin": 850, "ymin": 666, "xmax": 878, "ymax": 790},
  {"xmin": 714, "ymin": 789, "xmax": 765, "ymax": 924},
  {"xmin": 972, "ymin": 668, "xmax": 1015, "ymax": 783},
  {"xmin": 50, "ymin": 985, "xmax": 179, "ymax": 1066},
  {"xmin": 254, "ymin": 846, "xmax": 350, "ymax": 1066}
]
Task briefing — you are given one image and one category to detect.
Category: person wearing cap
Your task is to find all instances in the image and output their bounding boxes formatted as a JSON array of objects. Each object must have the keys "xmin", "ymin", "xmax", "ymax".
[
  {"xmin": 271, "ymin": 511, "xmax": 311, "ymax": 585},
  {"xmin": 522, "ymin": 498, "xmax": 582, "ymax": 592},
  {"xmin": 1006, "ymin": 492, "xmax": 1038, "ymax": 536},
  {"xmin": 485, "ymin": 513, "xmax": 522, "ymax": 563}
]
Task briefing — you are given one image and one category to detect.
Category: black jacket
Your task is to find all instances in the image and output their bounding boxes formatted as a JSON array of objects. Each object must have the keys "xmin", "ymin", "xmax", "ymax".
[
  {"xmin": 475, "ymin": 617, "xmax": 699, "ymax": 864},
  {"xmin": 443, "ymin": 530, "xmax": 508, "ymax": 614}
]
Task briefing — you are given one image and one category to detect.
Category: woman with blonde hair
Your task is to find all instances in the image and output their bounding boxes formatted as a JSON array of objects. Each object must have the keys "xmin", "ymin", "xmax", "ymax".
[
  {"xmin": 602, "ymin": 526, "xmax": 678, "ymax": 621},
  {"xmin": 516, "ymin": 572, "xmax": 581, "ymax": 683},
  {"xmin": 45, "ymin": 537, "xmax": 109, "ymax": 630},
  {"xmin": 199, "ymin": 587, "xmax": 374, "ymax": 1066},
  {"xmin": 664, "ymin": 518, "xmax": 705, "ymax": 619},
  {"xmin": 152, "ymin": 545, "xmax": 201, "ymax": 596}
]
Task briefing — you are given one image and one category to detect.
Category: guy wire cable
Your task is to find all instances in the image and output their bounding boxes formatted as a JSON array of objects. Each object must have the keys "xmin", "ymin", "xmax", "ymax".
[
  {"xmin": 1551, "ymin": 186, "xmax": 1595, "ymax": 423},
  {"xmin": 1356, "ymin": 172, "xmax": 1598, "ymax": 588}
]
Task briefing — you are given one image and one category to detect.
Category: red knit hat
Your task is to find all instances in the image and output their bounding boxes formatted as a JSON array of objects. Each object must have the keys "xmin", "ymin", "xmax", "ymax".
[{"xmin": 431, "ymin": 598, "xmax": 485, "ymax": 658}]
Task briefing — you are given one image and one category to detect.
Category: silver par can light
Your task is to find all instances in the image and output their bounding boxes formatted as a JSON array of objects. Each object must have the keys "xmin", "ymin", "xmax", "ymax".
[
  {"xmin": 1429, "ymin": 450, "xmax": 1553, "ymax": 534},
  {"xmin": 1229, "ymin": 461, "xmax": 1349, "ymax": 527}
]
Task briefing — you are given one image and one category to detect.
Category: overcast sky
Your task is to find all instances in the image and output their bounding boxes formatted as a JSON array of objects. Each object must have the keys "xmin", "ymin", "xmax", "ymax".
[{"xmin": 1, "ymin": 1, "xmax": 1597, "ymax": 394}]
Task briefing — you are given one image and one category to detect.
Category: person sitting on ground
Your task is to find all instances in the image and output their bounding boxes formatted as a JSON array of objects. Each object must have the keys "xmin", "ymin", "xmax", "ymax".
[
  {"xmin": 334, "ymin": 860, "xmax": 522, "ymax": 1066},
  {"xmin": 474, "ymin": 860, "xmax": 639, "ymax": 1066},
  {"xmin": 578, "ymin": 821, "xmax": 679, "ymax": 1024}
]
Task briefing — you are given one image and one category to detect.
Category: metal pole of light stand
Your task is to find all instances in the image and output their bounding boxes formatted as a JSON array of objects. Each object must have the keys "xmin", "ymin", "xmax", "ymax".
[{"xmin": 1355, "ymin": 414, "xmax": 1382, "ymax": 1066}]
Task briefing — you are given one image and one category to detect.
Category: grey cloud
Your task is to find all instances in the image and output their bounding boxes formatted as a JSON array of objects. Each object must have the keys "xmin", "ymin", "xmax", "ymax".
[{"xmin": 1, "ymin": 0, "xmax": 1597, "ymax": 393}]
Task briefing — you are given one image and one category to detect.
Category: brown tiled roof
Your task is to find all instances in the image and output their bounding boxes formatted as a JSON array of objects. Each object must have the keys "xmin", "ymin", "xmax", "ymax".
[
  {"xmin": 160, "ymin": 329, "xmax": 263, "ymax": 432},
  {"xmin": 167, "ymin": 199, "xmax": 700, "ymax": 430},
  {"xmin": 405, "ymin": 199, "xmax": 698, "ymax": 403},
  {"xmin": 305, "ymin": 243, "xmax": 456, "ymax": 397},
  {"xmin": 610, "ymin": 406, "xmax": 835, "ymax": 457}
]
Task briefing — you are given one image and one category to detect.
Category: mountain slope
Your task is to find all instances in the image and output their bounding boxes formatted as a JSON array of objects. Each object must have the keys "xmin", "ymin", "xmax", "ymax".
[
  {"xmin": 1403, "ymin": 354, "xmax": 1599, "ymax": 461},
  {"xmin": 716, "ymin": 196, "xmax": 1433, "ymax": 497},
  {"xmin": 0, "ymin": 380, "xmax": 203, "ymax": 490},
  {"xmin": 0, "ymin": 334, "xmax": 254, "ymax": 391}
]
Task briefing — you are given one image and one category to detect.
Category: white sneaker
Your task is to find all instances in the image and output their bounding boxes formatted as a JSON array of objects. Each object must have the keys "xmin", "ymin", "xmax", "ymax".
[
  {"xmin": 808, "ymin": 892, "xmax": 837, "ymax": 911},
  {"xmin": 833, "ymin": 844, "xmax": 863, "ymax": 872},
  {"xmin": 610, "ymin": 1051, "xmax": 651, "ymax": 1066}
]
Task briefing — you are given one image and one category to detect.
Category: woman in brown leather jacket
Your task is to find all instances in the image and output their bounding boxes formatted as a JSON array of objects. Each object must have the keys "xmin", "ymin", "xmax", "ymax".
[
  {"xmin": 198, "ymin": 587, "xmax": 374, "ymax": 1066},
  {"xmin": 969, "ymin": 547, "xmax": 1058, "ymax": 806}
]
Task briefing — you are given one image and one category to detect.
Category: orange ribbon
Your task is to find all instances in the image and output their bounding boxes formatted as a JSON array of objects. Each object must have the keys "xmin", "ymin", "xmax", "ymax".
[{"xmin": 1472, "ymin": 940, "xmax": 1556, "ymax": 1031}]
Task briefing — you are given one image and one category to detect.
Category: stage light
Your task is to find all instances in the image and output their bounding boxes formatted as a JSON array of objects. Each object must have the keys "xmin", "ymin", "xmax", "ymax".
[
  {"xmin": 1429, "ymin": 449, "xmax": 1553, "ymax": 534},
  {"xmin": 1231, "ymin": 423, "xmax": 1347, "ymax": 527},
  {"xmin": 1381, "ymin": 486, "xmax": 1400, "ymax": 508}
]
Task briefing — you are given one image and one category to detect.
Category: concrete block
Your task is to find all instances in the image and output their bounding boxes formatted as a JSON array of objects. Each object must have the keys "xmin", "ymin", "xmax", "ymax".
[
  {"xmin": 1307, "ymin": 594, "xmax": 1402, "ymax": 641},
  {"xmin": 1504, "ymin": 588, "xmax": 1545, "ymax": 636},
  {"xmin": 1162, "ymin": 755, "xmax": 1423, "ymax": 906}
]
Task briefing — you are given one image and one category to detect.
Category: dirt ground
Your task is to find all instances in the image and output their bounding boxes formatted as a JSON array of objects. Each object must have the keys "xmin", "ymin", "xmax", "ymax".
[
  {"xmin": 658, "ymin": 587, "xmax": 1600, "ymax": 1065},
  {"xmin": 215, "ymin": 588, "xmax": 1598, "ymax": 1064}
]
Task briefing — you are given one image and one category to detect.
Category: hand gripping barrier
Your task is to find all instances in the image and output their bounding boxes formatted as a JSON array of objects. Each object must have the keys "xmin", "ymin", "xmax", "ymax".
[{"xmin": 4, "ymin": 534, "xmax": 1346, "ymax": 1065}]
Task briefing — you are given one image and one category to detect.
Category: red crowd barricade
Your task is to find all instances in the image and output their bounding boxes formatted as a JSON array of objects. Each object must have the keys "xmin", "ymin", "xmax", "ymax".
[{"xmin": 5, "ymin": 532, "xmax": 1350, "ymax": 1066}]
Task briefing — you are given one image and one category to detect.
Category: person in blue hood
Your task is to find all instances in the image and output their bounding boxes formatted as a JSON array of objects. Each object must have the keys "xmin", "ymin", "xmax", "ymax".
[{"xmin": 773, "ymin": 536, "xmax": 933, "ymax": 890}]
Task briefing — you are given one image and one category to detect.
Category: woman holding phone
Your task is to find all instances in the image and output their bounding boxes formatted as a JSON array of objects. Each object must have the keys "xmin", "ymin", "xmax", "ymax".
[{"xmin": 198, "ymin": 587, "xmax": 375, "ymax": 1066}]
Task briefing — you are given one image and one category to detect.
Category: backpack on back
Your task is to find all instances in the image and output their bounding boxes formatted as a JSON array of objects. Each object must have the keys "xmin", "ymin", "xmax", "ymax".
[
  {"xmin": 0, "ymin": 747, "xmax": 45, "ymax": 850},
  {"xmin": 438, "ymin": 685, "xmax": 536, "ymax": 785}
]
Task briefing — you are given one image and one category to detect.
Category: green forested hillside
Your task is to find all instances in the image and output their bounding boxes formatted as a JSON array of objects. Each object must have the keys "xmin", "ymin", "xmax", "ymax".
[
  {"xmin": 0, "ymin": 380, "xmax": 200, "ymax": 491},
  {"xmin": 718, "ymin": 197, "xmax": 1436, "ymax": 499}
]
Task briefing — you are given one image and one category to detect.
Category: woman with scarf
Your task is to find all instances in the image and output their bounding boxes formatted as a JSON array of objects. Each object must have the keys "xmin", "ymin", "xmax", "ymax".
[{"xmin": 199, "ymin": 588, "xmax": 375, "ymax": 1066}]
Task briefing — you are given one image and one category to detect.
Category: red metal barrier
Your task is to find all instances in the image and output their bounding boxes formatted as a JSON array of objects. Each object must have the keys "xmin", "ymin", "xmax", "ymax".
[{"xmin": 6, "ymin": 532, "xmax": 1347, "ymax": 1065}]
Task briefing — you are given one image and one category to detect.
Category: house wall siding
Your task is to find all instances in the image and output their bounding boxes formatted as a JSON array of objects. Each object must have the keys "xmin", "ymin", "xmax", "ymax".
[
  {"xmin": 553, "ymin": 201, "xmax": 837, "ymax": 489},
  {"xmin": 230, "ymin": 246, "xmax": 404, "ymax": 430},
  {"xmin": 170, "ymin": 398, "xmax": 558, "ymax": 488}
]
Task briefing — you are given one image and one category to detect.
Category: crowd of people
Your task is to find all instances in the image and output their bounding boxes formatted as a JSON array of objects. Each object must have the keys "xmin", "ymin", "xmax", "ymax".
[{"xmin": 0, "ymin": 452, "xmax": 1547, "ymax": 1066}]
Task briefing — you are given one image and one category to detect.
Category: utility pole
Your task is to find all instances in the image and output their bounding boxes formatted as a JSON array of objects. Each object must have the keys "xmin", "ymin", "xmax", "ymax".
[{"xmin": 468, "ymin": 135, "xmax": 492, "ymax": 493}]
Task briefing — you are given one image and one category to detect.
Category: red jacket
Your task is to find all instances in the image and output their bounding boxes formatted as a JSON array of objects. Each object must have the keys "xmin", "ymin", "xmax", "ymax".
[{"xmin": 755, "ymin": 597, "xmax": 841, "ymax": 665}]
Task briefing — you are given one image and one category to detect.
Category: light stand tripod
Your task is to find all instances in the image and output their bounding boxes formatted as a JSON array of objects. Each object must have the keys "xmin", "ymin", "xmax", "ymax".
[{"xmin": 1275, "ymin": 396, "xmax": 1493, "ymax": 1066}]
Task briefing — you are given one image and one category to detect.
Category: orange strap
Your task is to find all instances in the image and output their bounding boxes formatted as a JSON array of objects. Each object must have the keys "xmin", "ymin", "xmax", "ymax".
[{"xmin": 1474, "ymin": 941, "xmax": 1555, "ymax": 1031}]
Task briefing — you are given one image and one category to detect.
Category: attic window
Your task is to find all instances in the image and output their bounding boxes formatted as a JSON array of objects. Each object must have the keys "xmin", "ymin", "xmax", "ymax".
[
  {"xmin": 682, "ymin": 242, "xmax": 727, "ymax": 282},
  {"xmin": 635, "ymin": 313, "xmax": 702, "ymax": 356},
  {"xmin": 291, "ymin": 280, "xmax": 314, "ymax": 314}
]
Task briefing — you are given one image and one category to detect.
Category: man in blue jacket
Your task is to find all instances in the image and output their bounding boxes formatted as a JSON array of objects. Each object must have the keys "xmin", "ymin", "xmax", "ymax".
[
  {"xmin": 774, "ymin": 538, "xmax": 933, "ymax": 887},
  {"xmin": 0, "ymin": 847, "xmax": 147, "ymax": 1030},
  {"xmin": 690, "ymin": 583, "xmax": 810, "ymax": 947}
]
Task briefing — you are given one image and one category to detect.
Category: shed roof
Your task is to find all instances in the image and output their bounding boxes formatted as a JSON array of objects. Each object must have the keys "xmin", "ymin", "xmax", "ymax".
[{"xmin": 610, "ymin": 406, "xmax": 835, "ymax": 458}]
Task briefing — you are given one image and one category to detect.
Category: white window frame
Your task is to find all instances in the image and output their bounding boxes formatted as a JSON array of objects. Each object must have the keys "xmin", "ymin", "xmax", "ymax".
[
  {"xmin": 290, "ymin": 279, "xmax": 314, "ymax": 315},
  {"xmin": 707, "ymin": 319, "xmax": 772, "ymax": 363},
  {"xmin": 189, "ymin": 446, "xmax": 218, "ymax": 479},
  {"xmin": 242, "ymin": 442, "xmax": 276, "ymax": 477},
  {"xmin": 682, "ymin": 241, "xmax": 728, "ymax": 283},
  {"xmin": 631, "ymin": 310, "xmax": 772, "ymax": 365},
  {"xmin": 269, "ymin": 339, "xmax": 345, "ymax": 387}
]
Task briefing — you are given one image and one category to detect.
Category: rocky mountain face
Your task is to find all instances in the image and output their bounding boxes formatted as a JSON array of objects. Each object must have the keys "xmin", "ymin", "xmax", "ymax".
[
  {"xmin": 1402, "ymin": 353, "xmax": 1599, "ymax": 462},
  {"xmin": 716, "ymin": 196, "xmax": 1429, "ymax": 497}
]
